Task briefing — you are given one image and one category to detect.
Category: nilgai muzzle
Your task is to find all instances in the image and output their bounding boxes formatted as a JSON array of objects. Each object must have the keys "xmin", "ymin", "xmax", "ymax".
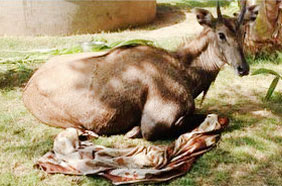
[{"xmin": 23, "ymin": 2, "xmax": 259, "ymax": 140}]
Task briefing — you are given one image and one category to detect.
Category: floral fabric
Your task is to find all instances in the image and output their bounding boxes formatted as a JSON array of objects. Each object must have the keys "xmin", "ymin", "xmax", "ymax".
[{"xmin": 37, "ymin": 114, "xmax": 228, "ymax": 185}]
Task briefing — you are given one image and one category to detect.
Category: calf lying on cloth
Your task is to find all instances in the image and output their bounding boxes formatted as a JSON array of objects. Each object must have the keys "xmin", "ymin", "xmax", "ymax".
[{"xmin": 37, "ymin": 114, "xmax": 228, "ymax": 185}]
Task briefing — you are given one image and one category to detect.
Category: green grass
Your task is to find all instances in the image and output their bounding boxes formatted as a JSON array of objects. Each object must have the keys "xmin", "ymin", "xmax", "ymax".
[
  {"xmin": 158, "ymin": 0, "xmax": 232, "ymax": 8},
  {"xmin": 0, "ymin": 1, "xmax": 282, "ymax": 186}
]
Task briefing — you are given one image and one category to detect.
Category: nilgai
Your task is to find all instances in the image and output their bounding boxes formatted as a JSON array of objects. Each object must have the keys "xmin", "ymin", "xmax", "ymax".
[{"xmin": 23, "ymin": 2, "xmax": 259, "ymax": 140}]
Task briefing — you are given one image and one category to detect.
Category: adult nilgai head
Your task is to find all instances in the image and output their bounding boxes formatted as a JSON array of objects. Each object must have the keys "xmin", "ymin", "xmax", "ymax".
[{"xmin": 193, "ymin": 1, "xmax": 258, "ymax": 76}]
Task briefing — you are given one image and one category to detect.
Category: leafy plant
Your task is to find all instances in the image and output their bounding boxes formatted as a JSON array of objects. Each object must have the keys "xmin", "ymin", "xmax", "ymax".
[
  {"xmin": 0, "ymin": 39, "xmax": 155, "ymax": 89},
  {"xmin": 81, "ymin": 39, "xmax": 155, "ymax": 52},
  {"xmin": 252, "ymin": 68, "xmax": 281, "ymax": 100}
]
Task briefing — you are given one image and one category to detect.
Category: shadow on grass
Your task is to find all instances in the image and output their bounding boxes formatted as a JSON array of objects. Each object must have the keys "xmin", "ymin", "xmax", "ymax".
[
  {"xmin": 264, "ymin": 91, "xmax": 282, "ymax": 116},
  {"xmin": 188, "ymin": 145, "xmax": 281, "ymax": 185},
  {"xmin": 83, "ymin": 176, "xmax": 112, "ymax": 186},
  {"xmin": 134, "ymin": 3, "xmax": 187, "ymax": 31},
  {"xmin": 247, "ymin": 50, "xmax": 282, "ymax": 65},
  {"xmin": 163, "ymin": 0, "xmax": 232, "ymax": 8},
  {"xmin": 0, "ymin": 65, "xmax": 36, "ymax": 90},
  {"xmin": 142, "ymin": 0, "xmax": 232, "ymax": 31},
  {"xmin": 197, "ymin": 81, "xmax": 282, "ymax": 134},
  {"xmin": 3, "ymin": 138, "xmax": 54, "ymax": 158},
  {"xmin": 200, "ymin": 99, "xmax": 281, "ymax": 133}
]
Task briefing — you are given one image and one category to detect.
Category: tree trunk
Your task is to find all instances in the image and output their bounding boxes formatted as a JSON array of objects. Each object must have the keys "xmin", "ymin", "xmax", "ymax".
[{"xmin": 243, "ymin": 0, "xmax": 282, "ymax": 53}]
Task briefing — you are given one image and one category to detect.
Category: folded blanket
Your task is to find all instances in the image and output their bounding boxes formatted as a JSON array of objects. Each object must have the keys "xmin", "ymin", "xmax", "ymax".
[{"xmin": 36, "ymin": 114, "xmax": 228, "ymax": 185}]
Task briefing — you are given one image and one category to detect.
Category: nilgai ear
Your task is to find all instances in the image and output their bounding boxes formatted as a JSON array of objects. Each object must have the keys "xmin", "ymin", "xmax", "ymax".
[{"xmin": 193, "ymin": 8, "xmax": 215, "ymax": 27}]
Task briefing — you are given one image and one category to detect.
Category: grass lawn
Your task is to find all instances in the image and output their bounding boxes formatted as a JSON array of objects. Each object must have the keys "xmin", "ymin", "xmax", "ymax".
[{"xmin": 0, "ymin": 1, "xmax": 281, "ymax": 186}]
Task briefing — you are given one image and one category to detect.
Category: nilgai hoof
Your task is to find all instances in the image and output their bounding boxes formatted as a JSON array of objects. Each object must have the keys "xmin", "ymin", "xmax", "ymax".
[
  {"xmin": 125, "ymin": 126, "xmax": 142, "ymax": 139},
  {"xmin": 78, "ymin": 129, "xmax": 99, "ymax": 141}
]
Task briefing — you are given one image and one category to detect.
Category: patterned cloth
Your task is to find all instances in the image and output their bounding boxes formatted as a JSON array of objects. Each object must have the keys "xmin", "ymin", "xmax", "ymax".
[{"xmin": 36, "ymin": 114, "xmax": 228, "ymax": 185}]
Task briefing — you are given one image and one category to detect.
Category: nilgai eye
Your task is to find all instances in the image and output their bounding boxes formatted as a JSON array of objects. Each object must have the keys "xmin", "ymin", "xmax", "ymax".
[{"xmin": 218, "ymin": 32, "xmax": 226, "ymax": 41}]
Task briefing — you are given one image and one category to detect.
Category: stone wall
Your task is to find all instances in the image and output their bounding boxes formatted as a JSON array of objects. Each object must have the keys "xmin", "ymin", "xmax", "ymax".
[{"xmin": 0, "ymin": 0, "xmax": 156, "ymax": 36}]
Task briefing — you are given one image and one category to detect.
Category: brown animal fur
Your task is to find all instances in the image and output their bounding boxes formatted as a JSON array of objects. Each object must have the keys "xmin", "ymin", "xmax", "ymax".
[{"xmin": 23, "ymin": 6, "xmax": 259, "ymax": 140}]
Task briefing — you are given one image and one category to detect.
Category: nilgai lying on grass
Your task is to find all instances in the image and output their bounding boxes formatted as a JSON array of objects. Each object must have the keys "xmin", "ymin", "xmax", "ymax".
[{"xmin": 23, "ymin": 3, "xmax": 259, "ymax": 140}]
